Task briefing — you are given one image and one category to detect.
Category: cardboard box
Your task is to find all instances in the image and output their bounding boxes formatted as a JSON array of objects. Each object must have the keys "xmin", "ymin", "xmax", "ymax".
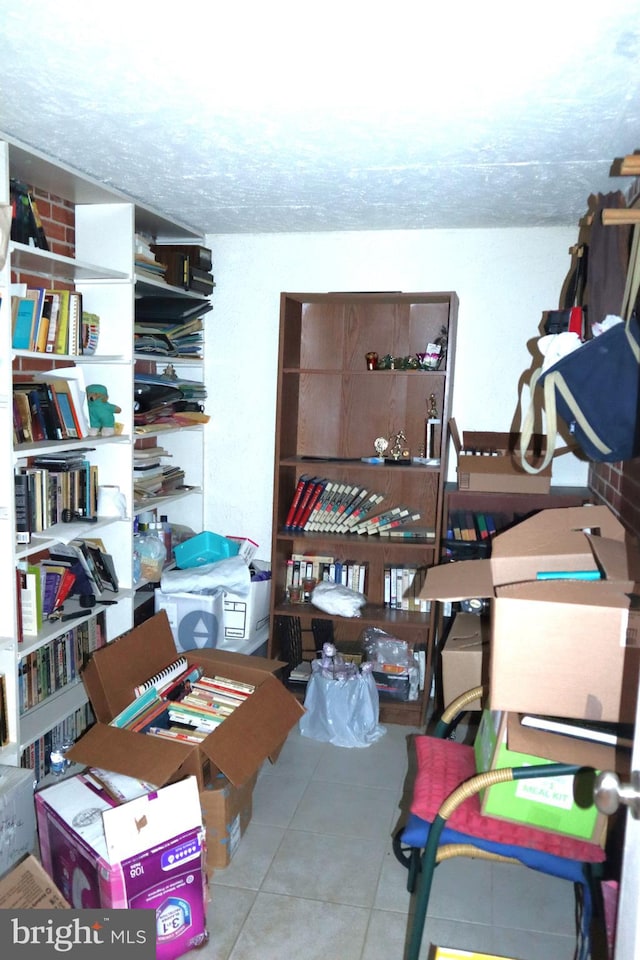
[
  {"xmin": 474, "ymin": 710, "xmax": 607, "ymax": 845},
  {"xmin": 0, "ymin": 765, "xmax": 37, "ymax": 877},
  {"xmin": 36, "ymin": 773, "xmax": 208, "ymax": 959},
  {"xmin": 67, "ymin": 610, "xmax": 304, "ymax": 791},
  {"xmin": 201, "ymin": 770, "xmax": 257, "ymax": 868},
  {"xmin": 441, "ymin": 613, "xmax": 488, "ymax": 709},
  {"xmin": 420, "ymin": 504, "xmax": 640, "ymax": 723},
  {"xmin": 154, "ymin": 589, "xmax": 224, "ymax": 653},
  {"xmin": 154, "ymin": 570, "xmax": 271, "ymax": 651},
  {"xmin": 220, "ymin": 571, "xmax": 271, "ymax": 644},
  {"xmin": 0, "ymin": 854, "xmax": 69, "ymax": 907},
  {"xmin": 449, "ymin": 419, "xmax": 551, "ymax": 494}
]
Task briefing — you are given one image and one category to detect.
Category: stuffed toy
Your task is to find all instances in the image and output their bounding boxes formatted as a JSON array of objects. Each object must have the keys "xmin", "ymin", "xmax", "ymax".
[{"xmin": 86, "ymin": 384, "xmax": 121, "ymax": 437}]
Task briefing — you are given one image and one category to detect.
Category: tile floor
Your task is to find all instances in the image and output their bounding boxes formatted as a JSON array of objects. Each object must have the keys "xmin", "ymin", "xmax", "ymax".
[{"xmin": 202, "ymin": 721, "xmax": 581, "ymax": 960}]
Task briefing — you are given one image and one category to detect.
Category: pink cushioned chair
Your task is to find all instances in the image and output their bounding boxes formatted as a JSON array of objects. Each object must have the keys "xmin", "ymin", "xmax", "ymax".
[{"xmin": 394, "ymin": 686, "xmax": 607, "ymax": 960}]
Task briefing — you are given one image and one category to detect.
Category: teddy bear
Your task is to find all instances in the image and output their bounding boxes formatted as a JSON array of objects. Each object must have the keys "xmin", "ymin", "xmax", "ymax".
[{"xmin": 86, "ymin": 384, "xmax": 121, "ymax": 437}]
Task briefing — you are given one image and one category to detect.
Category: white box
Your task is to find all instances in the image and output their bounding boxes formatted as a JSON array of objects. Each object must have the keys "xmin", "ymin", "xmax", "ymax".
[
  {"xmin": 36, "ymin": 773, "xmax": 208, "ymax": 960},
  {"xmin": 155, "ymin": 566, "xmax": 271, "ymax": 652},
  {"xmin": 220, "ymin": 571, "xmax": 271, "ymax": 644},
  {"xmin": 154, "ymin": 589, "xmax": 224, "ymax": 653},
  {"xmin": 0, "ymin": 765, "xmax": 36, "ymax": 876}
]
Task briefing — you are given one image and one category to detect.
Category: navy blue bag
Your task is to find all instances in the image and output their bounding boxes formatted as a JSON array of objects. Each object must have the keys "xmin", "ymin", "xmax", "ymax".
[{"xmin": 520, "ymin": 227, "xmax": 640, "ymax": 470}]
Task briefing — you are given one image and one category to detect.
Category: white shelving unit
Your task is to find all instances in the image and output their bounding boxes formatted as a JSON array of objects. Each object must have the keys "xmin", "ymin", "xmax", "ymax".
[{"xmin": 0, "ymin": 134, "xmax": 208, "ymax": 773}]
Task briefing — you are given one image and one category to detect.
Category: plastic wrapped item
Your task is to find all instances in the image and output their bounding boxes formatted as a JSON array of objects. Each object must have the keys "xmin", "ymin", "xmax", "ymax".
[
  {"xmin": 299, "ymin": 643, "xmax": 386, "ymax": 748},
  {"xmin": 361, "ymin": 627, "xmax": 420, "ymax": 701},
  {"xmin": 310, "ymin": 581, "xmax": 367, "ymax": 618}
]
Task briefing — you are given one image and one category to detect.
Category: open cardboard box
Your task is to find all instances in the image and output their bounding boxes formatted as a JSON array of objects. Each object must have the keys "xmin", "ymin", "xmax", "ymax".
[
  {"xmin": 68, "ymin": 610, "xmax": 305, "ymax": 790},
  {"xmin": 449, "ymin": 418, "xmax": 551, "ymax": 494},
  {"xmin": 420, "ymin": 504, "xmax": 640, "ymax": 724}
]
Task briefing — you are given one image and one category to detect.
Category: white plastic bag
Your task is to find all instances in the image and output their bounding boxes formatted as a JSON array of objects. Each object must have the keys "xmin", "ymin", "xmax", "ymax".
[
  {"xmin": 310, "ymin": 581, "xmax": 366, "ymax": 617},
  {"xmin": 299, "ymin": 670, "xmax": 386, "ymax": 748}
]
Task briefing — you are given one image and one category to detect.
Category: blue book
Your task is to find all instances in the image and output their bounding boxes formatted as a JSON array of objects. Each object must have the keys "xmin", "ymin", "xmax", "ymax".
[{"xmin": 12, "ymin": 297, "xmax": 37, "ymax": 350}]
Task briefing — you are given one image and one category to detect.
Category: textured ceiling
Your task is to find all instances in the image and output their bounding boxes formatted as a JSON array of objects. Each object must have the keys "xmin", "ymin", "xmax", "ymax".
[{"xmin": 2, "ymin": 1, "xmax": 640, "ymax": 234}]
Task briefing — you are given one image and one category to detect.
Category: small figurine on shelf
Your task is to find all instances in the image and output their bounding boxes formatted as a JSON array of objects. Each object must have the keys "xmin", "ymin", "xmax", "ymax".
[
  {"xmin": 87, "ymin": 384, "xmax": 122, "ymax": 437},
  {"xmin": 385, "ymin": 429, "xmax": 411, "ymax": 463}
]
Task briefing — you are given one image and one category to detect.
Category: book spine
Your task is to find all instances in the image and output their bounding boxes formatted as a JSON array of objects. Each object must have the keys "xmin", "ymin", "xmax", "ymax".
[
  {"xmin": 284, "ymin": 475, "xmax": 311, "ymax": 529},
  {"xmin": 14, "ymin": 472, "xmax": 31, "ymax": 544}
]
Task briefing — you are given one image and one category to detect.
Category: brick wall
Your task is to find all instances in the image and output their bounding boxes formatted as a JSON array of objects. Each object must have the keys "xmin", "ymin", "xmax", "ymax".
[{"xmin": 589, "ymin": 460, "xmax": 640, "ymax": 538}]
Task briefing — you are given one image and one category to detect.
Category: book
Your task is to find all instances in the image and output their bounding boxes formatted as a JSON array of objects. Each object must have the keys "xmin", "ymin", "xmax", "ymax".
[
  {"xmin": 26, "ymin": 287, "xmax": 47, "ymax": 350},
  {"xmin": 39, "ymin": 368, "xmax": 90, "ymax": 437},
  {"xmin": 81, "ymin": 311, "xmax": 100, "ymax": 355},
  {"xmin": 133, "ymin": 656, "xmax": 189, "ymax": 697},
  {"xmin": 67, "ymin": 291, "xmax": 83, "ymax": 355},
  {"xmin": 11, "ymin": 296, "xmax": 38, "ymax": 350},
  {"xmin": 34, "ymin": 292, "xmax": 53, "ymax": 353},
  {"xmin": 291, "ymin": 476, "xmax": 324, "ymax": 529},
  {"xmin": 284, "ymin": 474, "xmax": 312, "ymax": 528},
  {"xmin": 44, "ymin": 292, "xmax": 61, "ymax": 353},
  {"xmin": 110, "ymin": 686, "xmax": 163, "ymax": 729},
  {"xmin": 52, "ymin": 289, "xmax": 71, "ymax": 354},
  {"xmin": 14, "ymin": 472, "xmax": 31, "ymax": 544},
  {"xmin": 519, "ymin": 714, "xmax": 634, "ymax": 749},
  {"xmin": 17, "ymin": 562, "xmax": 42, "ymax": 637}
]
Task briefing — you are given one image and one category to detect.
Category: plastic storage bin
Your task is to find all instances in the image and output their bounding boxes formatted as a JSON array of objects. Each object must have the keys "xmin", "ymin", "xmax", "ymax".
[{"xmin": 174, "ymin": 531, "xmax": 240, "ymax": 569}]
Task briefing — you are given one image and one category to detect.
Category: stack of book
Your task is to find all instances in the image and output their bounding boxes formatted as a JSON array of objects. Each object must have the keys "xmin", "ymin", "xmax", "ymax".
[
  {"xmin": 283, "ymin": 475, "xmax": 427, "ymax": 537},
  {"xmin": 134, "ymin": 234, "xmax": 168, "ymax": 283},
  {"xmin": 110, "ymin": 660, "xmax": 256, "ymax": 744},
  {"xmin": 134, "ymin": 296, "xmax": 212, "ymax": 359}
]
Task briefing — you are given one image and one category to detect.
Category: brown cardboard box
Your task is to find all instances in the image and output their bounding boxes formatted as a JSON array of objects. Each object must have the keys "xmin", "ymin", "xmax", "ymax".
[
  {"xmin": 201, "ymin": 771, "xmax": 257, "ymax": 869},
  {"xmin": 449, "ymin": 419, "xmax": 551, "ymax": 494},
  {"xmin": 0, "ymin": 854, "xmax": 69, "ymax": 907},
  {"xmin": 420, "ymin": 505, "xmax": 640, "ymax": 724},
  {"xmin": 68, "ymin": 610, "xmax": 305, "ymax": 790},
  {"xmin": 441, "ymin": 613, "xmax": 488, "ymax": 709},
  {"xmin": 507, "ymin": 713, "xmax": 629, "ymax": 776}
]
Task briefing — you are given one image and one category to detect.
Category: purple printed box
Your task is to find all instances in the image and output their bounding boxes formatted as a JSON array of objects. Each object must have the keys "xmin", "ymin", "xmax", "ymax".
[{"xmin": 35, "ymin": 773, "xmax": 208, "ymax": 960}]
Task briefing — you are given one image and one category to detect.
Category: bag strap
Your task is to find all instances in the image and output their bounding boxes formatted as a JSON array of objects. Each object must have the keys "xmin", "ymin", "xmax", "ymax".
[
  {"xmin": 621, "ymin": 225, "xmax": 640, "ymax": 362},
  {"xmin": 518, "ymin": 366, "xmax": 558, "ymax": 474}
]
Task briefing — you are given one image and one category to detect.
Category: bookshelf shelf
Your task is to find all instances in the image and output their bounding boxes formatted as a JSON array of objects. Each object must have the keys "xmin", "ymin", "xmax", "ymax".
[
  {"xmin": 269, "ymin": 291, "xmax": 457, "ymax": 725},
  {"xmin": 0, "ymin": 133, "xmax": 208, "ymax": 779}
]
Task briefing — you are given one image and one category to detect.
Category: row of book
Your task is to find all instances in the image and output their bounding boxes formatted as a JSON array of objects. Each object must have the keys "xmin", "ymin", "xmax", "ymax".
[
  {"xmin": 384, "ymin": 565, "xmax": 431, "ymax": 612},
  {"xmin": 18, "ymin": 614, "xmax": 106, "ymax": 715},
  {"xmin": 446, "ymin": 510, "xmax": 501, "ymax": 542},
  {"xmin": 284, "ymin": 475, "xmax": 426, "ymax": 536},
  {"xmin": 20, "ymin": 703, "xmax": 96, "ymax": 782},
  {"xmin": 11, "ymin": 285, "xmax": 98, "ymax": 356},
  {"xmin": 13, "ymin": 372, "xmax": 89, "ymax": 445},
  {"xmin": 15, "ymin": 453, "xmax": 99, "ymax": 541},
  {"xmin": 17, "ymin": 539, "xmax": 118, "ymax": 639},
  {"xmin": 286, "ymin": 553, "xmax": 368, "ymax": 598},
  {"xmin": 111, "ymin": 658, "xmax": 255, "ymax": 744}
]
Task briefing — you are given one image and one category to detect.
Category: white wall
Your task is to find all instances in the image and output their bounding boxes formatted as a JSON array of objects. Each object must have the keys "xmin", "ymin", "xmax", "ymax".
[{"xmin": 203, "ymin": 227, "xmax": 588, "ymax": 553}]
